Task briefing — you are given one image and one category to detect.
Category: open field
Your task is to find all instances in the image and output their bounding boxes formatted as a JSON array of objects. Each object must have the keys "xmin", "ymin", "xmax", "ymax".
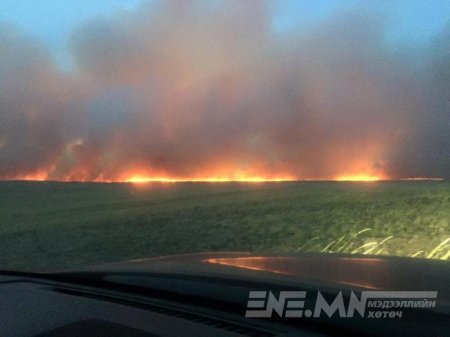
[{"xmin": 0, "ymin": 181, "xmax": 449, "ymax": 271}]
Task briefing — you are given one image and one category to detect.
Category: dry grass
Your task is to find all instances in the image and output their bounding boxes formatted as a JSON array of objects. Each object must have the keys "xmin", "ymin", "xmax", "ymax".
[{"xmin": 0, "ymin": 180, "xmax": 448, "ymax": 271}]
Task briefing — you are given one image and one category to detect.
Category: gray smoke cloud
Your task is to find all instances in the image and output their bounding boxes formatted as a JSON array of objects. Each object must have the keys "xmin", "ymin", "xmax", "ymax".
[{"xmin": 0, "ymin": 1, "xmax": 449, "ymax": 181}]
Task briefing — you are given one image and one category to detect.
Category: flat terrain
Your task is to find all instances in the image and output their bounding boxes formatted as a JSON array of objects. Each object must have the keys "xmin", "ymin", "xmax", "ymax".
[{"xmin": 0, "ymin": 181, "xmax": 449, "ymax": 271}]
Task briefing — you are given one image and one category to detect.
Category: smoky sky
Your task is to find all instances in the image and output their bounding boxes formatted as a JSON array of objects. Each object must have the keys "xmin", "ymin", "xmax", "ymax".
[{"xmin": 0, "ymin": 1, "xmax": 449, "ymax": 181}]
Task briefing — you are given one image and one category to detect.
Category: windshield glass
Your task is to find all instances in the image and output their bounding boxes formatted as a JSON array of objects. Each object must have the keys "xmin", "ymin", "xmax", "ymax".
[{"xmin": 0, "ymin": 0, "xmax": 449, "ymax": 272}]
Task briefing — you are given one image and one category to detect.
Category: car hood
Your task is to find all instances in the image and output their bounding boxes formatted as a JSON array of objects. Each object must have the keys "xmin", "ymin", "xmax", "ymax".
[
  {"xmin": 72, "ymin": 252, "xmax": 450, "ymax": 293},
  {"xmin": 53, "ymin": 252, "xmax": 450, "ymax": 337}
]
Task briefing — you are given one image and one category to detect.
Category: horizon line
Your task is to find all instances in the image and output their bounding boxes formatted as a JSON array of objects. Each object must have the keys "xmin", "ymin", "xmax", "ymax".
[{"xmin": 0, "ymin": 178, "xmax": 446, "ymax": 184}]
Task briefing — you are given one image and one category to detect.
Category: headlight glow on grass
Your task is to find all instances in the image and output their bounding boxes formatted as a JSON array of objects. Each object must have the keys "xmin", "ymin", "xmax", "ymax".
[{"xmin": 302, "ymin": 229, "xmax": 450, "ymax": 260}]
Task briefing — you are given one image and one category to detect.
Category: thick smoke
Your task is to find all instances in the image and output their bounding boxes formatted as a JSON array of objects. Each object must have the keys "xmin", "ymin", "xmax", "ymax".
[{"xmin": 0, "ymin": 1, "xmax": 449, "ymax": 181}]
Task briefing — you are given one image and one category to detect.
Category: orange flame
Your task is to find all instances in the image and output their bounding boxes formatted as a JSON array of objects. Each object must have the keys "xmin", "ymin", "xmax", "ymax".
[
  {"xmin": 3, "ymin": 153, "xmax": 393, "ymax": 183},
  {"xmin": 4, "ymin": 168, "xmax": 393, "ymax": 183},
  {"xmin": 12, "ymin": 171, "xmax": 48, "ymax": 181},
  {"xmin": 124, "ymin": 175, "xmax": 295, "ymax": 184}
]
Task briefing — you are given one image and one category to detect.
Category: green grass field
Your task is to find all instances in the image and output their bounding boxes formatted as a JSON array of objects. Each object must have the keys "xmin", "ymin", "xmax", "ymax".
[{"xmin": 0, "ymin": 181, "xmax": 449, "ymax": 271}]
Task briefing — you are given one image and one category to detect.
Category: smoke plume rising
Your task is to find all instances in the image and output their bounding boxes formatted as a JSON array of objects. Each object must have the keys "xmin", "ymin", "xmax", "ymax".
[{"xmin": 1, "ymin": 1, "xmax": 449, "ymax": 181}]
